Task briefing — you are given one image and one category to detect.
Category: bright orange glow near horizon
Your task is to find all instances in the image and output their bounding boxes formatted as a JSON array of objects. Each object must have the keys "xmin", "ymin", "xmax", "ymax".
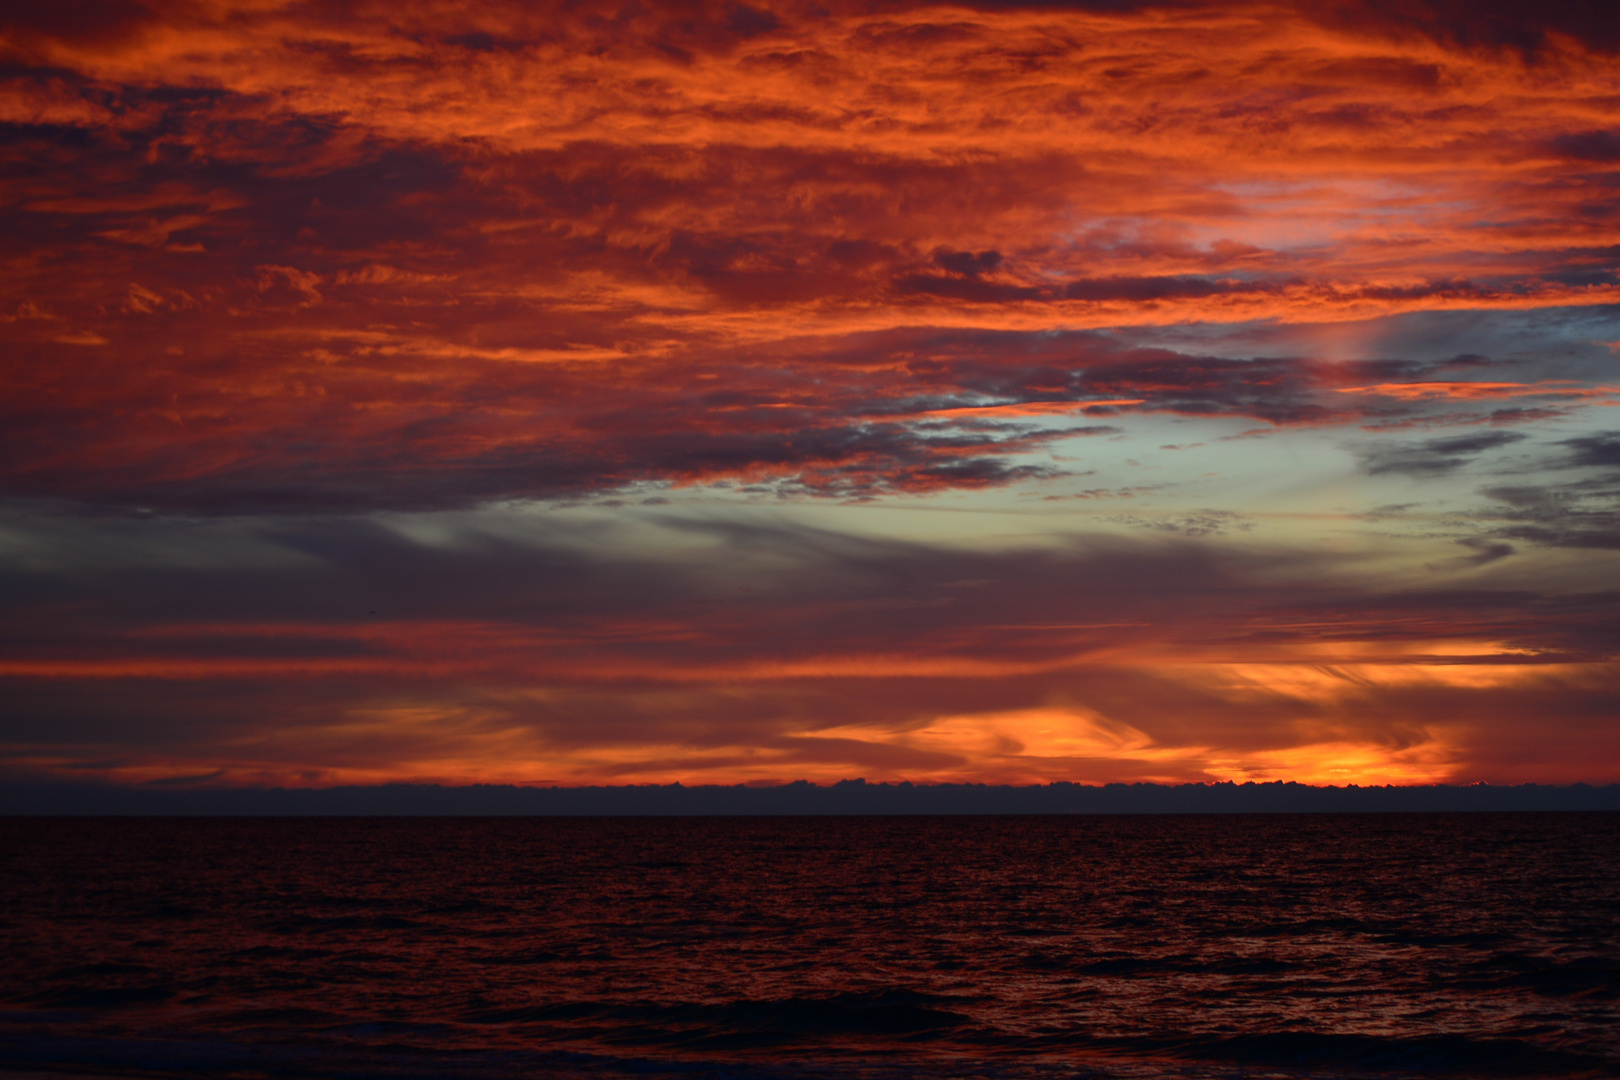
[{"xmin": 3, "ymin": 0, "xmax": 1620, "ymax": 792}]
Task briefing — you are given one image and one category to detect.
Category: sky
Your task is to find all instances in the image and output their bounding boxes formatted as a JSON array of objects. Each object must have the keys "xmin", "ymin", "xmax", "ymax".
[{"xmin": 3, "ymin": 0, "xmax": 1620, "ymax": 791}]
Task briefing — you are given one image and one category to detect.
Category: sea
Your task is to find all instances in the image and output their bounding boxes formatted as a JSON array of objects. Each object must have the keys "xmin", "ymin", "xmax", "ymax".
[{"xmin": 0, "ymin": 814, "xmax": 1616, "ymax": 1080}]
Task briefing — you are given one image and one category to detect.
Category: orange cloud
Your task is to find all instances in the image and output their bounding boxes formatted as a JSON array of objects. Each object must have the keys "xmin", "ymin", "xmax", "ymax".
[
  {"xmin": 5, "ymin": 0, "xmax": 1620, "ymax": 504},
  {"xmin": 1338, "ymin": 382, "xmax": 1620, "ymax": 401}
]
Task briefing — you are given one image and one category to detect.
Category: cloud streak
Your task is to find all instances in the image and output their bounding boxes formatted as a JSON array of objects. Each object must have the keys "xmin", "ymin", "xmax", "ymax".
[{"xmin": 3, "ymin": 512, "xmax": 1618, "ymax": 787}]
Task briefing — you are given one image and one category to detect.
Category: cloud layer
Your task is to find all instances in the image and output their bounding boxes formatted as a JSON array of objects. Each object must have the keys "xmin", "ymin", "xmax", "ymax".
[
  {"xmin": 3, "ymin": 510, "xmax": 1618, "ymax": 787},
  {"xmin": 5, "ymin": 0, "xmax": 1620, "ymax": 508},
  {"xmin": 3, "ymin": 0, "xmax": 1619, "ymax": 787}
]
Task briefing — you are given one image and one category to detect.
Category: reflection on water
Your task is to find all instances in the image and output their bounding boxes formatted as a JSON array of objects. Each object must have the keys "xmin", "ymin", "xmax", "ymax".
[{"xmin": 1, "ymin": 814, "xmax": 1616, "ymax": 1079}]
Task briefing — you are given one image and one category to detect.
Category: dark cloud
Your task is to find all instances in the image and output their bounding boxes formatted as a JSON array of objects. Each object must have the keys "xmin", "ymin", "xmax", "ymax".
[
  {"xmin": 1479, "ymin": 475, "xmax": 1620, "ymax": 550},
  {"xmin": 1452, "ymin": 536, "xmax": 1516, "ymax": 566},
  {"xmin": 1467, "ymin": 432, "xmax": 1620, "ymax": 552},
  {"xmin": 1492, "ymin": 516, "xmax": 1620, "ymax": 551},
  {"xmin": 933, "ymin": 249, "xmax": 1003, "ymax": 276},
  {"xmin": 1351, "ymin": 279, "xmax": 1486, "ymax": 302},
  {"xmin": 1076, "ymin": 354, "xmax": 1336, "ymax": 425},
  {"xmin": 727, "ymin": 4, "xmax": 783, "ymax": 38},
  {"xmin": 893, "ymin": 273, "xmax": 1045, "ymax": 302},
  {"xmin": 1561, "ymin": 432, "xmax": 1620, "ymax": 468},
  {"xmin": 1358, "ymin": 430, "xmax": 1529, "ymax": 477},
  {"xmin": 1303, "ymin": 0, "xmax": 1620, "ymax": 59},
  {"xmin": 1486, "ymin": 407, "xmax": 1567, "ymax": 425},
  {"xmin": 1549, "ymin": 131, "xmax": 1620, "ymax": 162},
  {"xmin": 0, "ymin": 0, "xmax": 164, "ymax": 55},
  {"xmin": 1064, "ymin": 276, "xmax": 1250, "ymax": 302}
]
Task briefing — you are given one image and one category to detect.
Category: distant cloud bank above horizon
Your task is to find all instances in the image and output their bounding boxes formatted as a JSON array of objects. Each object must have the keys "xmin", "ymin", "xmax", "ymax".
[
  {"xmin": 4, "ymin": 0, "xmax": 1620, "ymax": 790},
  {"xmin": 7, "ymin": 778, "xmax": 1620, "ymax": 816}
]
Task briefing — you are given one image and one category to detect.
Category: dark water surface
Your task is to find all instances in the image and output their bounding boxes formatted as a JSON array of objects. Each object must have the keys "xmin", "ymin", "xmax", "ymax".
[{"xmin": 1, "ymin": 815, "xmax": 1616, "ymax": 1080}]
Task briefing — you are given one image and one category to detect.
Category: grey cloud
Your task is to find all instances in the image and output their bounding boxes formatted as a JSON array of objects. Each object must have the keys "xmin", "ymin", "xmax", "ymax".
[
  {"xmin": 1358, "ymin": 430, "xmax": 1529, "ymax": 477},
  {"xmin": 1480, "ymin": 481, "xmax": 1620, "ymax": 550},
  {"xmin": 1561, "ymin": 432, "xmax": 1620, "ymax": 469},
  {"xmin": 1453, "ymin": 536, "xmax": 1516, "ymax": 566},
  {"xmin": 1114, "ymin": 510, "xmax": 1249, "ymax": 537}
]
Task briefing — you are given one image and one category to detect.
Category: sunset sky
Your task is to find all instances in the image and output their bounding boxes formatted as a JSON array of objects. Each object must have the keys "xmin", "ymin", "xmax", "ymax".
[{"xmin": 3, "ymin": 0, "xmax": 1620, "ymax": 791}]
